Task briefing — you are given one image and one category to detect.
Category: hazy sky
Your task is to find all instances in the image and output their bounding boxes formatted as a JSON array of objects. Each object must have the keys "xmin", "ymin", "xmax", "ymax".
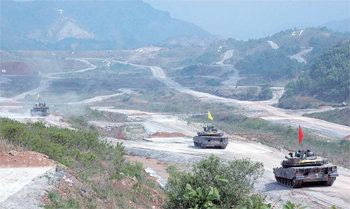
[{"xmin": 144, "ymin": 0, "xmax": 350, "ymax": 39}]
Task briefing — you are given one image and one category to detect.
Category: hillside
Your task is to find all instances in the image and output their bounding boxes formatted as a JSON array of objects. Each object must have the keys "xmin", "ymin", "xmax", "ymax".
[
  {"xmin": 171, "ymin": 28, "xmax": 350, "ymax": 89},
  {"xmin": 278, "ymin": 42, "xmax": 350, "ymax": 109},
  {"xmin": 0, "ymin": 0, "xmax": 211, "ymax": 50},
  {"xmin": 0, "ymin": 118, "xmax": 165, "ymax": 208},
  {"xmin": 304, "ymin": 108, "xmax": 350, "ymax": 127},
  {"xmin": 231, "ymin": 28, "xmax": 350, "ymax": 84}
]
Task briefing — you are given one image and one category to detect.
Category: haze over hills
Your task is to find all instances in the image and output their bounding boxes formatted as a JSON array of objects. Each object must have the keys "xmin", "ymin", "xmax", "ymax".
[
  {"xmin": 0, "ymin": 0, "xmax": 211, "ymax": 50},
  {"xmin": 320, "ymin": 18, "xmax": 350, "ymax": 33},
  {"xmin": 145, "ymin": 0, "xmax": 350, "ymax": 39}
]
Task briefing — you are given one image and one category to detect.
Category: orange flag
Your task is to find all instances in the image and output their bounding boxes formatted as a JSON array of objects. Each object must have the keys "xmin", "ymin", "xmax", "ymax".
[{"xmin": 299, "ymin": 125, "xmax": 304, "ymax": 144}]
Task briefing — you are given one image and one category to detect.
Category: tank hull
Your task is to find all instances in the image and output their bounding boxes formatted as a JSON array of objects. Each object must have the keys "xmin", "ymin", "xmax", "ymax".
[
  {"xmin": 30, "ymin": 108, "xmax": 49, "ymax": 116},
  {"xmin": 193, "ymin": 136, "xmax": 228, "ymax": 149},
  {"xmin": 273, "ymin": 164, "xmax": 338, "ymax": 188}
]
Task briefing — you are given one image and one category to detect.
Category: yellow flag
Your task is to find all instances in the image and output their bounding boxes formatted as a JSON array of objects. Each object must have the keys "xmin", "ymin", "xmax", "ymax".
[
  {"xmin": 208, "ymin": 111, "xmax": 213, "ymax": 120},
  {"xmin": 36, "ymin": 93, "xmax": 40, "ymax": 100}
]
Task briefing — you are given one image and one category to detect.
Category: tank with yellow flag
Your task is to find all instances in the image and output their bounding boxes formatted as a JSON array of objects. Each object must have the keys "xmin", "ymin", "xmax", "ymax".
[
  {"xmin": 30, "ymin": 94, "xmax": 50, "ymax": 116},
  {"xmin": 273, "ymin": 149, "xmax": 338, "ymax": 188},
  {"xmin": 31, "ymin": 102, "xmax": 50, "ymax": 116},
  {"xmin": 193, "ymin": 125, "xmax": 228, "ymax": 149},
  {"xmin": 193, "ymin": 111, "xmax": 228, "ymax": 149}
]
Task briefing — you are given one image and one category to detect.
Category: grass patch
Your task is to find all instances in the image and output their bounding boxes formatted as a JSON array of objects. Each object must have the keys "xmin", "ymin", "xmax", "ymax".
[
  {"xmin": 278, "ymin": 95, "xmax": 325, "ymax": 109},
  {"xmin": 304, "ymin": 108, "xmax": 350, "ymax": 126},
  {"xmin": 197, "ymin": 86, "xmax": 273, "ymax": 101},
  {"xmin": 102, "ymin": 88, "xmax": 237, "ymax": 114},
  {"xmin": 0, "ymin": 118, "xmax": 165, "ymax": 208}
]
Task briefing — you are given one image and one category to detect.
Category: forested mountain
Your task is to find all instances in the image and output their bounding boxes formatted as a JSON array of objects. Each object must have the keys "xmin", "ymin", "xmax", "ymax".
[
  {"xmin": 180, "ymin": 28, "xmax": 350, "ymax": 86},
  {"xmin": 0, "ymin": 0, "xmax": 210, "ymax": 50},
  {"xmin": 278, "ymin": 42, "xmax": 350, "ymax": 109}
]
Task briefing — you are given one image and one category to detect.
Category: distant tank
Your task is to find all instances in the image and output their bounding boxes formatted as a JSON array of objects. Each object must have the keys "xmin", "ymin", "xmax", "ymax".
[
  {"xmin": 273, "ymin": 149, "xmax": 338, "ymax": 188},
  {"xmin": 30, "ymin": 102, "xmax": 50, "ymax": 116},
  {"xmin": 193, "ymin": 125, "xmax": 228, "ymax": 149}
]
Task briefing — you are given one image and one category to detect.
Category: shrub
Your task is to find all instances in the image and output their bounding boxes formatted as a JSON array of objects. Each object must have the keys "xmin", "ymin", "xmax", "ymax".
[
  {"xmin": 0, "ymin": 118, "xmax": 108, "ymax": 168},
  {"xmin": 242, "ymin": 194, "xmax": 271, "ymax": 209},
  {"xmin": 165, "ymin": 155, "xmax": 264, "ymax": 209},
  {"xmin": 283, "ymin": 201, "xmax": 307, "ymax": 209}
]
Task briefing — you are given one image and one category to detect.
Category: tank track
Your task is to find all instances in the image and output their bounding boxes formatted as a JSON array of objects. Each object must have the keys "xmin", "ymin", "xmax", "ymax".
[
  {"xmin": 275, "ymin": 177, "xmax": 336, "ymax": 187},
  {"xmin": 324, "ymin": 177, "xmax": 336, "ymax": 186},
  {"xmin": 193, "ymin": 142, "xmax": 227, "ymax": 149},
  {"xmin": 275, "ymin": 177, "xmax": 302, "ymax": 188}
]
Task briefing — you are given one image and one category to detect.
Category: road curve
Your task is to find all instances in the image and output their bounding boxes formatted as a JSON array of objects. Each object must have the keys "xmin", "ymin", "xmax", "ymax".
[
  {"xmin": 147, "ymin": 65, "xmax": 350, "ymax": 138},
  {"xmin": 97, "ymin": 108, "xmax": 350, "ymax": 209}
]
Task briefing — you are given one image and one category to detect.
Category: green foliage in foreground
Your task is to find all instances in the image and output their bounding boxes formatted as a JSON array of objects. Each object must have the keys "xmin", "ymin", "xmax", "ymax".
[
  {"xmin": 283, "ymin": 201, "xmax": 307, "ymax": 209},
  {"xmin": 0, "ymin": 118, "xmax": 124, "ymax": 170},
  {"xmin": 183, "ymin": 183, "xmax": 221, "ymax": 209},
  {"xmin": 280, "ymin": 42, "xmax": 350, "ymax": 108},
  {"xmin": 0, "ymin": 118, "xmax": 102, "ymax": 167},
  {"xmin": 242, "ymin": 194, "xmax": 271, "ymax": 209},
  {"xmin": 44, "ymin": 191, "xmax": 80, "ymax": 209},
  {"xmin": 0, "ymin": 118, "xmax": 162, "ymax": 208},
  {"xmin": 165, "ymin": 155, "xmax": 264, "ymax": 208}
]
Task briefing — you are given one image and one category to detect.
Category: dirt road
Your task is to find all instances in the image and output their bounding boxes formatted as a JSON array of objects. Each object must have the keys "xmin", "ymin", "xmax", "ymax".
[
  {"xmin": 97, "ymin": 55, "xmax": 350, "ymax": 138},
  {"xmin": 1, "ymin": 52, "xmax": 349, "ymax": 208},
  {"xmin": 268, "ymin": 41, "xmax": 279, "ymax": 49},
  {"xmin": 97, "ymin": 107, "xmax": 350, "ymax": 209},
  {"xmin": 290, "ymin": 47, "xmax": 313, "ymax": 64},
  {"xmin": 0, "ymin": 57, "xmax": 99, "ymax": 128},
  {"xmin": 145, "ymin": 64, "xmax": 350, "ymax": 138}
]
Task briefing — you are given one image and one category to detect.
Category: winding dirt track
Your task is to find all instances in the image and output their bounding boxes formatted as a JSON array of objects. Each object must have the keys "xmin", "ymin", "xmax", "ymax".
[
  {"xmin": 105, "ymin": 54, "xmax": 350, "ymax": 208},
  {"xmin": 1, "ymin": 50, "xmax": 350, "ymax": 208},
  {"xmin": 109, "ymin": 58, "xmax": 350, "ymax": 138},
  {"xmin": 96, "ymin": 107, "xmax": 350, "ymax": 209},
  {"xmin": 290, "ymin": 47, "xmax": 314, "ymax": 64}
]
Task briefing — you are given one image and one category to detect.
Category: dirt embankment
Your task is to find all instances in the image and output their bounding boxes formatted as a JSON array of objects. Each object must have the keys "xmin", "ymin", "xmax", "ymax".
[
  {"xmin": 0, "ymin": 151, "xmax": 55, "ymax": 168},
  {"xmin": 151, "ymin": 132, "xmax": 189, "ymax": 138}
]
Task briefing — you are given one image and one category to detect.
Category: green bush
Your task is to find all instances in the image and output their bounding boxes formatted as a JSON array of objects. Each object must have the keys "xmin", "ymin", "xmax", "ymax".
[
  {"xmin": 0, "ymin": 118, "xmax": 111, "ymax": 169},
  {"xmin": 242, "ymin": 194, "xmax": 271, "ymax": 209},
  {"xmin": 45, "ymin": 191, "xmax": 80, "ymax": 209},
  {"xmin": 283, "ymin": 201, "xmax": 307, "ymax": 209},
  {"xmin": 183, "ymin": 183, "xmax": 221, "ymax": 209},
  {"xmin": 165, "ymin": 155, "xmax": 264, "ymax": 209}
]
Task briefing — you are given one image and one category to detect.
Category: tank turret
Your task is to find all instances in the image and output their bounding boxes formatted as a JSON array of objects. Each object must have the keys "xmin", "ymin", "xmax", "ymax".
[
  {"xmin": 193, "ymin": 125, "xmax": 228, "ymax": 149},
  {"xmin": 273, "ymin": 149, "xmax": 338, "ymax": 188}
]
